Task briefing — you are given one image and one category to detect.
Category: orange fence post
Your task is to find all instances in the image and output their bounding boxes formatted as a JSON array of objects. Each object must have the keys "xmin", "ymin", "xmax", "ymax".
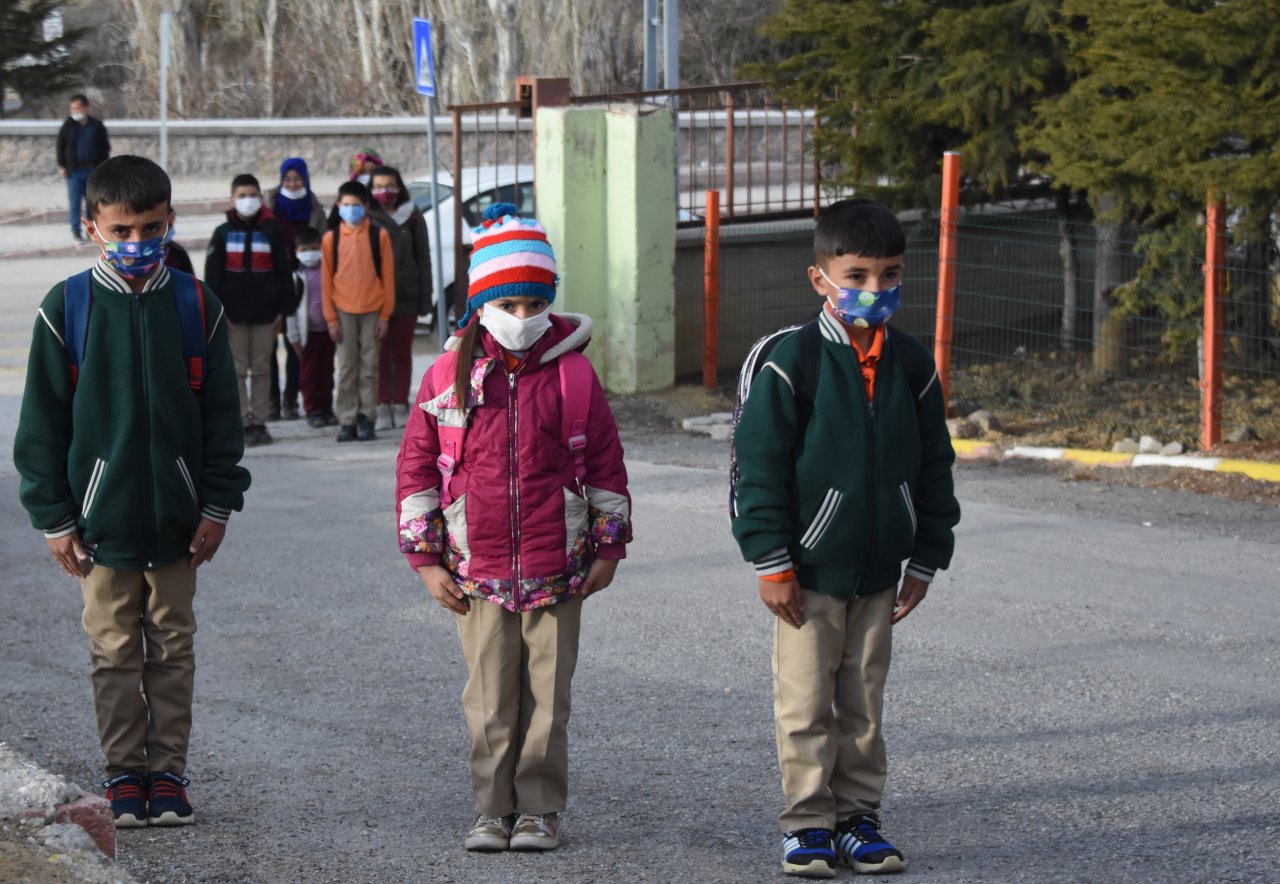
[
  {"xmin": 934, "ymin": 151, "xmax": 961, "ymax": 416},
  {"xmin": 1202, "ymin": 194, "xmax": 1227, "ymax": 450},
  {"xmin": 704, "ymin": 190, "xmax": 721, "ymax": 389}
]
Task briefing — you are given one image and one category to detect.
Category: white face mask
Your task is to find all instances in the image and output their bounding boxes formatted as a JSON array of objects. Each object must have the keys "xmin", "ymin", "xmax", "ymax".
[
  {"xmin": 235, "ymin": 196, "xmax": 262, "ymax": 218},
  {"xmin": 296, "ymin": 249, "xmax": 321, "ymax": 267},
  {"xmin": 356, "ymin": 173, "xmax": 371, "ymax": 186},
  {"xmin": 70, "ymin": 111, "xmax": 85, "ymax": 122},
  {"xmin": 280, "ymin": 185, "xmax": 307, "ymax": 200},
  {"xmin": 480, "ymin": 305, "xmax": 552, "ymax": 352}
]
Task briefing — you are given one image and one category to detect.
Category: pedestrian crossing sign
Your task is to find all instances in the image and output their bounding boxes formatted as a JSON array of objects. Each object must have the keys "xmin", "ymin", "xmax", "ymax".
[{"xmin": 413, "ymin": 18, "xmax": 435, "ymax": 97}]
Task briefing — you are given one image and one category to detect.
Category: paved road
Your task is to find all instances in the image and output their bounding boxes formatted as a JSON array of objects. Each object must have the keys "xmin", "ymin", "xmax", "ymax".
[{"xmin": 2, "ymin": 256, "xmax": 1278, "ymax": 883}]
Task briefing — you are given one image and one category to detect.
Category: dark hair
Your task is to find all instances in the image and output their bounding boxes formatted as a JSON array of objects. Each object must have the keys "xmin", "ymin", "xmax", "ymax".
[
  {"xmin": 295, "ymin": 225, "xmax": 322, "ymax": 247},
  {"xmin": 337, "ymin": 180, "xmax": 371, "ymax": 203},
  {"xmin": 814, "ymin": 199, "xmax": 905, "ymax": 263},
  {"xmin": 231, "ymin": 173, "xmax": 261, "ymax": 194},
  {"xmin": 454, "ymin": 318, "xmax": 483, "ymax": 399},
  {"xmin": 70, "ymin": 94, "xmax": 89, "ymax": 106},
  {"xmin": 85, "ymin": 155, "xmax": 171, "ymax": 218},
  {"xmin": 369, "ymin": 165, "xmax": 411, "ymax": 208}
]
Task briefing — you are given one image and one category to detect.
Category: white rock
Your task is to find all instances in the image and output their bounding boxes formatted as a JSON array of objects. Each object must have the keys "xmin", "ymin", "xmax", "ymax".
[
  {"xmin": 709, "ymin": 412, "xmax": 735, "ymax": 423},
  {"xmin": 680, "ymin": 416, "xmax": 714, "ymax": 431},
  {"xmin": 1226, "ymin": 425, "xmax": 1257, "ymax": 443},
  {"xmin": 1112, "ymin": 438, "xmax": 1140, "ymax": 454},
  {"xmin": 707, "ymin": 424, "xmax": 733, "ymax": 442},
  {"xmin": 967, "ymin": 409, "xmax": 1001, "ymax": 434},
  {"xmin": 1138, "ymin": 435, "xmax": 1163, "ymax": 453},
  {"xmin": 1159, "ymin": 441, "xmax": 1184, "ymax": 456},
  {"xmin": 946, "ymin": 418, "xmax": 979, "ymax": 440}
]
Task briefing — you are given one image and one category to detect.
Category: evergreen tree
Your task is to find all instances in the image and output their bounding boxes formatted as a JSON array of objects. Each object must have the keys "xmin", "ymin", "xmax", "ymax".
[{"xmin": 0, "ymin": 0, "xmax": 85, "ymax": 118}]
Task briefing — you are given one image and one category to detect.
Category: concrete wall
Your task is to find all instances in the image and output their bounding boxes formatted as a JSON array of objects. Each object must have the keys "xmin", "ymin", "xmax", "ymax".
[{"xmin": 536, "ymin": 104, "xmax": 675, "ymax": 393}]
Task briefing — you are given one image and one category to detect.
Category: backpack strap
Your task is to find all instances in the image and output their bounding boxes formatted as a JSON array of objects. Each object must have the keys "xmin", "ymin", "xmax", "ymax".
[
  {"xmin": 369, "ymin": 223, "xmax": 383, "ymax": 279},
  {"xmin": 558, "ymin": 352, "xmax": 594, "ymax": 492},
  {"xmin": 886, "ymin": 326, "xmax": 938, "ymax": 403},
  {"xmin": 426, "ymin": 350, "xmax": 465, "ymax": 508},
  {"xmin": 792, "ymin": 319, "xmax": 823, "ymax": 426},
  {"xmin": 62, "ymin": 270, "xmax": 94, "ymax": 390},
  {"xmin": 169, "ymin": 269, "xmax": 208, "ymax": 392}
]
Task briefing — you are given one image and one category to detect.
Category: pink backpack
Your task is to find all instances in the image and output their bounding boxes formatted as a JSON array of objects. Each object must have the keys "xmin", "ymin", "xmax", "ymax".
[{"xmin": 427, "ymin": 349, "xmax": 595, "ymax": 507}]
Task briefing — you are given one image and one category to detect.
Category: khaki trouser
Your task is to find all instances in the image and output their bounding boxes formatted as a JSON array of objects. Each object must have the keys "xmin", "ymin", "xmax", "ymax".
[
  {"xmin": 456, "ymin": 597, "xmax": 582, "ymax": 817},
  {"xmin": 335, "ymin": 310, "xmax": 379, "ymax": 426},
  {"xmin": 228, "ymin": 321, "xmax": 276, "ymax": 426},
  {"xmin": 773, "ymin": 586, "xmax": 895, "ymax": 832},
  {"xmin": 80, "ymin": 559, "xmax": 197, "ymax": 777}
]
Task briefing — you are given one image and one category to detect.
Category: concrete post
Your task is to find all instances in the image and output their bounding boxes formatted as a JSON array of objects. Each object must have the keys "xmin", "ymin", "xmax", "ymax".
[{"xmin": 535, "ymin": 104, "xmax": 676, "ymax": 393}]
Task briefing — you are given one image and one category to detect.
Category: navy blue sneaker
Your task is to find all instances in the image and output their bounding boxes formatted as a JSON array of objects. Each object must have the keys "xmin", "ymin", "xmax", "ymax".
[
  {"xmin": 782, "ymin": 828, "xmax": 836, "ymax": 878},
  {"xmin": 835, "ymin": 814, "xmax": 905, "ymax": 874},
  {"xmin": 146, "ymin": 772, "xmax": 194, "ymax": 826},
  {"xmin": 103, "ymin": 772, "xmax": 147, "ymax": 828}
]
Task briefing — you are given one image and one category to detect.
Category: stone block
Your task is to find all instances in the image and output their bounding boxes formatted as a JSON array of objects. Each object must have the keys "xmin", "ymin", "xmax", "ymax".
[
  {"xmin": 55, "ymin": 795, "xmax": 115, "ymax": 859},
  {"xmin": 1226, "ymin": 425, "xmax": 1257, "ymax": 443},
  {"xmin": 946, "ymin": 418, "xmax": 978, "ymax": 439},
  {"xmin": 1112, "ymin": 438, "xmax": 1140, "ymax": 454},
  {"xmin": 1139, "ymin": 435, "xmax": 1162, "ymax": 453},
  {"xmin": 1159, "ymin": 442, "xmax": 1184, "ymax": 456},
  {"xmin": 967, "ymin": 409, "xmax": 1001, "ymax": 434}
]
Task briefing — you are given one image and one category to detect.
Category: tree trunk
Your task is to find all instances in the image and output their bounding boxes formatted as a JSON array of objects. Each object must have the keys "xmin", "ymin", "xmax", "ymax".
[
  {"xmin": 1056, "ymin": 190, "xmax": 1077, "ymax": 351},
  {"xmin": 487, "ymin": 0, "xmax": 521, "ymax": 100},
  {"xmin": 262, "ymin": 0, "xmax": 279, "ymax": 117},
  {"xmin": 1091, "ymin": 196, "xmax": 1127, "ymax": 374}
]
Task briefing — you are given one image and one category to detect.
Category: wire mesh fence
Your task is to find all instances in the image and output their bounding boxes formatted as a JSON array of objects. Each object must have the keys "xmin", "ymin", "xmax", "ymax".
[{"xmin": 680, "ymin": 206, "xmax": 1280, "ymax": 449}]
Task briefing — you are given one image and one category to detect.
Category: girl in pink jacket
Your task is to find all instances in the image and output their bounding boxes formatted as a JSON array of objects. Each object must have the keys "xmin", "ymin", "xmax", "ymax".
[{"xmin": 395, "ymin": 204, "xmax": 631, "ymax": 853}]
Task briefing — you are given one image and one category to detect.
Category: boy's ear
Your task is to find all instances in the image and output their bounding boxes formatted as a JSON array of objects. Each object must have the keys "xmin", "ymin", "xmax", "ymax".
[{"xmin": 807, "ymin": 265, "xmax": 831, "ymax": 298}]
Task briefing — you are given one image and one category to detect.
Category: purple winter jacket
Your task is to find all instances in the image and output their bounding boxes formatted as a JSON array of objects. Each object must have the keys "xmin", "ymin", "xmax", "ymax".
[{"xmin": 395, "ymin": 313, "xmax": 632, "ymax": 611}]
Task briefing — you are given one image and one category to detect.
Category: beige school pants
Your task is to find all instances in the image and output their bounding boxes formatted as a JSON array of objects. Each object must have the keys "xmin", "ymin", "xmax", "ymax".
[
  {"xmin": 80, "ymin": 559, "xmax": 197, "ymax": 777},
  {"xmin": 228, "ymin": 321, "xmax": 276, "ymax": 427},
  {"xmin": 456, "ymin": 596, "xmax": 583, "ymax": 818},
  {"xmin": 773, "ymin": 586, "xmax": 895, "ymax": 832},
  {"xmin": 335, "ymin": 310, "xmax": 379, "ymax": 426}
]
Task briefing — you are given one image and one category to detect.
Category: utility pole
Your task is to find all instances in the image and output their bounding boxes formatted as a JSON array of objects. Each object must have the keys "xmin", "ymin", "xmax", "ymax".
[
  {"xmin": 643, "ymin": 0, "xmax": 659, "ymax": 91},
  {"xmin": 159, "ymin": 7, "xmax": 170, "ymax": 171},
  {"xmin": 662, "ymin": 0, "xmax": 679, "ymax": 91}
]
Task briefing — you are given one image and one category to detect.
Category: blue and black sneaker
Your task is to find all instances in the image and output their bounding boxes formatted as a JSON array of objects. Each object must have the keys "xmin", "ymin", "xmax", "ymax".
[
  {"xmin": 146, "ymin": 772, "xmax": 194, "ymax": 826},
  {"xmin": 103, "ymin": 772, "xmax": 147, "ymax": 828},
  {"xmin": 782, "ymin": 827, "xmax": 837, "ymax": 878},
  {"xmin": 835, "ymin": 814, "xmax": 905, "ymax": 874}
]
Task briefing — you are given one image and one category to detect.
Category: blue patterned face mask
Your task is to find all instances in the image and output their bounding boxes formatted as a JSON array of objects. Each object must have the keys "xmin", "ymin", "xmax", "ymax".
[
  {"xmin": 93, "ymin": 224, "xmax": 169, "ymax": 279},
  {"xmin": 819, "ymin": 267, "xmax": 901, "ymax": 328}
]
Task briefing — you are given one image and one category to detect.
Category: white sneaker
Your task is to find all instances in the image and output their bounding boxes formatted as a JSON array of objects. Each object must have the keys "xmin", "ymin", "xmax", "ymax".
[
  {"xmin": 509, "ymin": 812, "xmax": 559, "ymax": 850},
  {"xmin": 374, "ymin": 403, "xmax": 393, "ymax": 431},
  {"xmin": 464, "ymin": 814, "xmax": 513, "ymax": 851}
]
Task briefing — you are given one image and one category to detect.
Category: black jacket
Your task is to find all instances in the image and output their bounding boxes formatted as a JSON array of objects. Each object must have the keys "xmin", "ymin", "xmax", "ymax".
[
  {"xmin": 56, "ymin": 116, "xmax": 111, "ymax": 170},
  {"xmin": 204, "ymin": 208, "xmax": 293, "ymax": 325}
]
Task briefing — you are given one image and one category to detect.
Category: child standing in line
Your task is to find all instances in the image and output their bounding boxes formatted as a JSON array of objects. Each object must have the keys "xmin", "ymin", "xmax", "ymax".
[
  {"xmin": 730, "ymin": 199, "xmax": 960, "ymax": 878},
  {"xmin": 286, "ymin": 226, "xmax": 338, "ymax": 428},
  {"xmin": 13, "ymin": 155, "xmax": 250, "ymax": 828},
  {"xmin": 205, "ymin": 173, "xmax": 293, "ymax": 446},
  {"xmin": 395, "ymin": 204, "xmax": 632, "ymax": 852},
  {"xmin": 321, "ymin": 181, "xmax": 395, "ymax": 442},
  {"xmin": 366, "ymin": 164, "xmax": 432, "ymax": 431}
]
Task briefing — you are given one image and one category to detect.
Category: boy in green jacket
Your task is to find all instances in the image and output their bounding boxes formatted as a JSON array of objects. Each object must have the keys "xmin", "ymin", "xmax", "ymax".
[
  {"xmin": 731, "ymin": 199, "xmax": 960, "ymax": 878},
  {"xmin": 13, "ymin": 155, "xmax": 250, "ymax": 829}
]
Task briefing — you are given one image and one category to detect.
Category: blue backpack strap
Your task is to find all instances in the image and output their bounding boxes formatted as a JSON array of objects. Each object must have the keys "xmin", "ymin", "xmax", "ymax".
[
  {"xmin": 168, "ymin": 269, "xmax": 208, "ymax": 392},
  {"xmin": 558, "ymin": 352, "xmax": 594, "ymax": 492},
  {"xmin": 62, "ymin": 270, "xmax": 94, "ymax": 390}
]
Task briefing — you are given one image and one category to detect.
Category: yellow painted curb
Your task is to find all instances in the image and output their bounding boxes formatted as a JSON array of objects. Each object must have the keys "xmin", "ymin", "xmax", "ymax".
[
  {"xmin": 1062, "ymin": 449, "xmax": 1135, "ymax": 467},
  {"xmin": 951, "ymin": 440, "xmax": 998, "ymax": 459},
  {"xmin": 1215, "ymin": 459, "xmax": 1280, "ymax": 483}
]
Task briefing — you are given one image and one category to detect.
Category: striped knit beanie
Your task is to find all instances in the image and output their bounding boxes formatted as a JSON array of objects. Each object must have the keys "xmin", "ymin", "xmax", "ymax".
[{"xmin": 459, "ymin": 203, "xmax": 557, "ymax": 327}]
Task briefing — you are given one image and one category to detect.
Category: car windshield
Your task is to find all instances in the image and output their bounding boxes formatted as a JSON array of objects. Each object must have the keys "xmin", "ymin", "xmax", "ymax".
[{"xmin": 407, "ymin": 181, "xmax": 454, "ymax": 212}]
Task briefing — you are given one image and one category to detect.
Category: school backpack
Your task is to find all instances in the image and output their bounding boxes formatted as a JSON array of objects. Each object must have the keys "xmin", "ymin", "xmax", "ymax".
[
  {"xmin": 327, "ymin": 215, "xmax": 383, "ymax": 279},
  {"xmin": 62, "ymin": 268, "xmax": 207, "ymax": 392},
  {"xmin": 728, "ymin": 319, "xmax": 935, "ymax": 518},
  {"xmin": 426, "ymin": 347, "xmax": 596, "ymax": 508}
]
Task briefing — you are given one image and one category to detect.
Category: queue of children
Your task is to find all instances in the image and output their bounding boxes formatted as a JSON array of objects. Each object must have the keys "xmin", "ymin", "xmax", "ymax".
[{"xmin": 15, "ymin": 150, "xmax": 959, "ymax": 881}]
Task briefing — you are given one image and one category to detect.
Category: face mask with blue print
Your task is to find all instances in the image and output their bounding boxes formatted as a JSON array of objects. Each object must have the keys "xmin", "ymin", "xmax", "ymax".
[
  {"xmin": 93, "ymin": 224, "xmax": 168, "ymax": 279},
  {"xmin": 819, "ymin": 267, "xmax": 901, "ymax": 328},
  {"xmin": 338, "ymin": 204, "xmax": 365, "ymax": 225}
]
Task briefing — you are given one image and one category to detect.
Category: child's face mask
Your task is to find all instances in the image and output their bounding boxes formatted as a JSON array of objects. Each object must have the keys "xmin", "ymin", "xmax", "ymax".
[
  {"xmin": 296, "ymin": 248, "xmax": 321, "ymax": 267},
  {"xmin": 818, "ymin": 267, "xmax": 901, "ymax": 329},
  {"xmin": 93, "ymin": 224, "xmax": 169, "ymax": 279},
  {"xmin": 338, "ymin": 204, "xmax": 365, "ymax": 225},
  {"xmin": 372, "ymin": 188, "xmax": 398, "ymax": 208},
  {"xmin": 480, "ymin": 304, "xmax": 552, "ymax": 352}
]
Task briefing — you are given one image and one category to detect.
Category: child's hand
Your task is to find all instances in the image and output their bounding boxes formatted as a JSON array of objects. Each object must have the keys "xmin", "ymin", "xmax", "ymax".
[
  {"xmin": 374, "ymin": 319, "xmax": 389, "ymax": 341},
  {"xmin": 46, "ymin": 534, "xmax": 90, "ymax": 578},
  {"xmin": 892, "ymin": 575, "xmax": 929, "ymax": 624},
  {"xmin": 580, "ymin": 558, "xmax": 619, "ymax": 596},
  {"xmin": 328, "ymin": 322, "xmax": 342, "ymax": 343},
  {"xmin": 272, "ymin": 315, "xmax": 284, "ymax": 335},
  {"xmin": 418, "ymin": 564, "xmax": 469, "ymax": 615},
  {"xmin": 188, "ymin": 518, "xmax": 226, "ymax": 569},
  {"xmin": 759, "ymin": 577, "xmax": 805, "ymax": 629}
]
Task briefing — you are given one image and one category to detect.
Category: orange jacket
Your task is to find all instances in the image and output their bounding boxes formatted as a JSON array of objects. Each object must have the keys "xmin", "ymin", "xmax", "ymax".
[{"xmin": 320, "ymin": 219, "xmax": 396, "ymax": 323}]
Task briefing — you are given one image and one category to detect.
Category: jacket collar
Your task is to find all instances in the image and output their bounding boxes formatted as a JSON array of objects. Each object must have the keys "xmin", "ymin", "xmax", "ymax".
[{"xmin": 91, "ymin": 259, "xmax": 171, "ymax": 294}]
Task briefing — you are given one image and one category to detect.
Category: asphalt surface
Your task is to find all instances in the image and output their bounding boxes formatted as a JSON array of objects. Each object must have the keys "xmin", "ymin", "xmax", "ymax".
[{"xmin": 2, "ymin": 256, "xmax": 1279, "ymax": 883}]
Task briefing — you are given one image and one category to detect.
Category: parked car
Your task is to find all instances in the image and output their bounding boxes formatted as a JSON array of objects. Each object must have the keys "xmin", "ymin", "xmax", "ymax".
[{"xmin": 407, "ymin": 165, "xmax": 535, "ymax": 330}]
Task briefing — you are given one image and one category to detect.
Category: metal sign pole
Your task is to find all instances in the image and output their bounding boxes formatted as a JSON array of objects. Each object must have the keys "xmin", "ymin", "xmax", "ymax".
[
  {"xmin": 426, "ymin": 95, "xmax": 448, "ymax": 351},
  {"xmin": 159, "ymin": 8, "xmax": 170, "ymax": 171}
]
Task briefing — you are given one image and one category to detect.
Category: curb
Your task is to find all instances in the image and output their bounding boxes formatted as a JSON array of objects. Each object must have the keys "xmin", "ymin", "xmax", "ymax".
[
  {"xmin": 1, "ymin": 238, "xmax": 211, "ymax": 261},
  {"xmin": 952, "ymin": 439, "xmax": 1280, "ymax": 484},
  {"xmin": 0, "ymin": 198, "xmax": 228, "ymax": 228}
]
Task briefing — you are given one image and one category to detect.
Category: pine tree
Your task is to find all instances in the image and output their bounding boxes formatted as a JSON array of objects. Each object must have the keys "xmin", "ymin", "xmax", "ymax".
[{"xmin": 0, "ymin": 0, "xmax": 86, "ymax": 118}]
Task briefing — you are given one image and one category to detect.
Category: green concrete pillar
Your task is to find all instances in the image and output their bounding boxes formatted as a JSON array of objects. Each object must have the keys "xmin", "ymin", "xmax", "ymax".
[{"xmin": 536, "ymin": 104, "xmax": 675, "ymax": 393}]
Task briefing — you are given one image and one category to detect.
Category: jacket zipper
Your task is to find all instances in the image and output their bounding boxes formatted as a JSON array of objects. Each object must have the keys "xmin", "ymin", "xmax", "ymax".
[
  {"xmin": 849, "ymin": 342, "xmax": 878, "ymax": 597},
  {"xmin": 133, "ymin": 293, "xmax": 157, "ymax": 567},
  {"xmin": 508, "ymin": 370, "xmax": 522, "ymax": 606}
]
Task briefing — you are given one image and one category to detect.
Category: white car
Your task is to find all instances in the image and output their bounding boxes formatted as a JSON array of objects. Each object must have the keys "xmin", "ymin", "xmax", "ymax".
[{"xmin": 408, "ymin": 165, "xmax": 535, "ymax": 329}]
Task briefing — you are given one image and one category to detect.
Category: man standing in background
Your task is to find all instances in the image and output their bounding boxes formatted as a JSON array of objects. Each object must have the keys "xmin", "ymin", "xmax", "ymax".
[{"xmin": 56, "ymin": 94, "xmax": 111, "ymax": 244}]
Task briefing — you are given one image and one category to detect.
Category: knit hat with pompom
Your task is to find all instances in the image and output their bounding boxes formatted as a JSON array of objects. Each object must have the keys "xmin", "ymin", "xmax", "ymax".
[{"xmin": 459, "ymin": 202, "xmax": 557, "ymax": 327}]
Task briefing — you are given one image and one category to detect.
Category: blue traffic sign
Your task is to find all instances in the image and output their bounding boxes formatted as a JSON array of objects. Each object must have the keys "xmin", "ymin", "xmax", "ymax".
[{"xmin": 413, "ymin": 19, "xmax": 435, "ymax": 97}]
